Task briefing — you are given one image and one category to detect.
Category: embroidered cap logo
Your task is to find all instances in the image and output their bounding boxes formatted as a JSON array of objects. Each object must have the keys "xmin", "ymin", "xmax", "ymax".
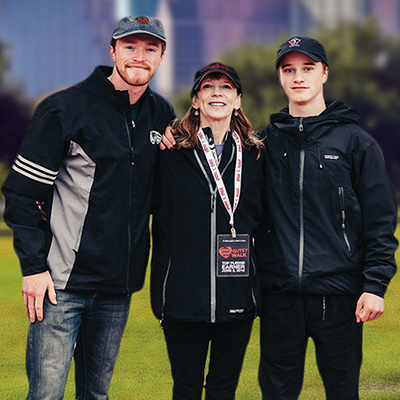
[
  {"xmin": 137, "ymin": 17, "xmax": 149, "ymax": 24},
  {"xmin": 288, "ymin": 37, "xmax": 301, "ymax": 47},
  {"xmin": 202, "ymin": 63, "xmax": 230, "ymax": 72}
]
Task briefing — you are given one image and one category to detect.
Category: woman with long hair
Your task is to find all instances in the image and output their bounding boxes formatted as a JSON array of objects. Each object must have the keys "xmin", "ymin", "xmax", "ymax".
[{"xmin": 151, "ymin": 62, "xmax": 265, "ymax": 400}]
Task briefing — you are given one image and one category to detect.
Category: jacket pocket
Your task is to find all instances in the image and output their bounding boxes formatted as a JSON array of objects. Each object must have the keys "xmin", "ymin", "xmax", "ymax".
[{"xmin": 338, "ymin": 187, "xmax": 351, "ymax": 252}]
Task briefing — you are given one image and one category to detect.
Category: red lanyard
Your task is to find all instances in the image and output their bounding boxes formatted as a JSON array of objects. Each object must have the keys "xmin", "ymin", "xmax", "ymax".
[{"xmin": 197, "ymin": 127, "xmax": 243, "ymax": 237}]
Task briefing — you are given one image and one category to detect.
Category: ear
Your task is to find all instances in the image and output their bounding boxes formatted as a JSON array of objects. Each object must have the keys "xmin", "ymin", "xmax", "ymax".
[
  {"xmin": 277, "ymin": 70, "xmax": 284, "ymax": 87},
  {"xmin": 159, "ymin": 50, "xmax": 166, "ymax": 64},
  {"xmin": 109, "ymin": 45, "xmax": 116, "ymax": 62},
  {"xmin": 192, "ymin": 95, "xmax": 199, "ymax": 109},
  {"xmin": 322, "ymin": 67, "xmax": 329, "ymax": 83},
  {"xmin": 235, "ymin": 94, "xmax": 242, "ymax": 110}
]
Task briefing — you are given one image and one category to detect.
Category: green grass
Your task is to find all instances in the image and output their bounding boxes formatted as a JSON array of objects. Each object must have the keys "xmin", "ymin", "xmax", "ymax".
[{"xmin": 0, "ymin": 223, "xmax": 399, "ymax": 399}]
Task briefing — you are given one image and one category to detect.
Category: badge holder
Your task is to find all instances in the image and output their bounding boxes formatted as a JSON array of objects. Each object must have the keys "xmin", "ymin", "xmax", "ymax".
[{"xmin": 217, "ymin": 233, "xmax": 250, "ymax": 277}]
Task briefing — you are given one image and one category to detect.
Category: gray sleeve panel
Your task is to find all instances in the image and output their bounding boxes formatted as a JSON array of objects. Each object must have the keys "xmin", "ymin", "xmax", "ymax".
[{"xmin": 48, "ymin": 141, "xmax": 96, "ymax": 289}]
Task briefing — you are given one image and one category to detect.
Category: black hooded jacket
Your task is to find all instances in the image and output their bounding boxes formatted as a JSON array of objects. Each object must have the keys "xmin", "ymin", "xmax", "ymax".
[{"xmin": 256, "ymin": 101, "xmax": 397, "ymax": 298}]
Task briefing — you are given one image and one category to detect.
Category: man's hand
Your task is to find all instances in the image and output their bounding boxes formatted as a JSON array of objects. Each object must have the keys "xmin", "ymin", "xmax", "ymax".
[
  {"xmin": 159, "ymin": 126, "xmax": 176, "ymax": 150},
  {"xmin": 355, "ymin": 292, "xmax": 384, "ymax": 323},
  {"xmin": 22, "ymin": 271, "xmax": 57, "ymax": 323}
]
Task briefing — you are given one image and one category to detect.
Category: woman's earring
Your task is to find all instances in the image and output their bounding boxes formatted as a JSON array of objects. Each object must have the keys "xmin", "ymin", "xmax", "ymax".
[
  {"xmin": 234, "ymin": 109, "xmax": 239, "ymax": 117},
  {"xmin": 194, "ymin": 109, "xmax": 199, "ymax": 116}
]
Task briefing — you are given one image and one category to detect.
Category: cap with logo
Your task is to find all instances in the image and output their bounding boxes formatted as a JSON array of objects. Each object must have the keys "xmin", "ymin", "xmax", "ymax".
[
  {"xmin": 112, "ymin": 16, "xmax": 166, "ymax": 44},
  {"xmin": 275, "ymin": 36, "xmax": 328, "ymax": 69},
  {"xmin": 191, "ymin": 62, "xmax": 242, "ymax": 97}
]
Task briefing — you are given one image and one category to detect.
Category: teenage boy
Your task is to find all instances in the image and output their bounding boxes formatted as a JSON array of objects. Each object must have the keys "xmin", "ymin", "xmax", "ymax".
[
  {"xmin": 256, "ymin": 36, "xmax": 398, "ymax": 400},
  {"xmin": 2, "ymin": 16, "xmax": 175, "ymax": 399}
]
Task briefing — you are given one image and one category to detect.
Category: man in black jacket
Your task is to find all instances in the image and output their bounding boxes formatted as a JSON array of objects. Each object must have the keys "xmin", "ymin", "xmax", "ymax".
[
  {"xmin": 2, "ymin": 16, "xmax": 174, "ymax": 399},
  {"xmin": 256, "ymin": 36, "xmax": 398, "ymax": 400}
]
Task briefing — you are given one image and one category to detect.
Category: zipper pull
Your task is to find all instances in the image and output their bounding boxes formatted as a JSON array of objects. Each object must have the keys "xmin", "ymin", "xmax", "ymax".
[
  {"xmin": 211, "ymin": 192, "xmax": 216, "ymax": 212},
  {"xmin": 317, "ymin": 147, "xmax": 324, "ymax": 169},
  {"xmin": 299, "ymin": 117, "xmax": 304, "ymax": 132},
  {"xmin": 339, "ymin": 187, "xmax": 346, "ymax": 227}
]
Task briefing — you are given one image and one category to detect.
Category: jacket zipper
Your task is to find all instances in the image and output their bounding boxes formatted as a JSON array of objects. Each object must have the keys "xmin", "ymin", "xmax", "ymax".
[
  {"xmin": 298, "ymin": 117, "xmax": 305, "ymax": 290},
  {"xmin": 338, "ymin": 187, "xmax": 351, "ymax": 251},
  {"xmin": 161, "ymin": 258, "xmax": 172, "ymax": 322},
  {"xmin": 194, "ymin": 145, "xmax": 235, "ymax": 323},
  {"xmin": 124, "ymin": 115, "xmax": 134, "ymax": 294},
  {"xmin": 251, "ymin": 257, "xmax": 258, "ymax": 318}
]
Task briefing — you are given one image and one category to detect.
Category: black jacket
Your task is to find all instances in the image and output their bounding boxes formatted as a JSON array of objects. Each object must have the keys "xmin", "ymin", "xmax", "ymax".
[
  {"xmin": 256, "ymin": 101, "xmax": 397, "ymax": 298},
  {"xmin": 2, "ymin": 66, "xmax": 175, "ymax": 294},
  {"xmin": 151, "ymin": 129, "xmax": 265, "ymax": 323}
]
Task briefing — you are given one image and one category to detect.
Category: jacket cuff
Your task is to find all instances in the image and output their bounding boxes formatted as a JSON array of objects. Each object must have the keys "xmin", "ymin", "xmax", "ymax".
[
  {"xmin": 361, "ymin": 283, "xmax": 386, "ymax": 299},
  {"xmin": 21, "ymin": 264, "xmax": 49, "ymax": 277}
]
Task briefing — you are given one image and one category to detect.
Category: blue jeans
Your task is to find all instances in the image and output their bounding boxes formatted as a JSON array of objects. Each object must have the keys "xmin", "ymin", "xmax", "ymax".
[{"xmin": 25, "ymin": 290, "xmax": 131, "ymax": 400}]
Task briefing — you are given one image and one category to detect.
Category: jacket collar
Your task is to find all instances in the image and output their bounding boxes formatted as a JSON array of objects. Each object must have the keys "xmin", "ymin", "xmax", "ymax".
[
  {"xmin": 270, "ymin": 100, "xmax": 359, "ymax": 144},
  {"xmin": 84, "ymin": 66, "xmax": 152, "ymax": 105}
]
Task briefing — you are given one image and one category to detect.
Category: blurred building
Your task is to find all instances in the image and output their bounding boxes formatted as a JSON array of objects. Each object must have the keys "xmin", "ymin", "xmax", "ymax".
[
  {"xmin": 0, "ymin": 0, "xmax": 117, "ymax": 100},
  {"xmin": 293, "ymin": 0, "xmax": 400, "ymax": 35},
  {"xmin": 0, "ymin": 0, "xmax": 399, "ymax": 100}
]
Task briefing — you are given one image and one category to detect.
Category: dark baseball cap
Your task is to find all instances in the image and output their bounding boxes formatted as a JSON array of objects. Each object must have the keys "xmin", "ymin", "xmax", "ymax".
[
  {"xmin": 191, "ymin": 62, "xmax": 242, "ymax": 97},
  {"xmin": 275, "ymin": 36, "xmax": 328, "ymax": 69},
  {"xmin": 112, "ymin": 16, "xmax": 166, "ymax": 44}
]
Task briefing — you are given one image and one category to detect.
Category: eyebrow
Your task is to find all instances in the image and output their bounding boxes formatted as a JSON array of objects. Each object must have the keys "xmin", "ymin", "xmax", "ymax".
[
  {"xmin": 281, "ymin": 61, "xmax": 316, "ymax": 69},
  {"xmin": 122, "ymin": 38, "xmax": 159, "ymax": 47}
]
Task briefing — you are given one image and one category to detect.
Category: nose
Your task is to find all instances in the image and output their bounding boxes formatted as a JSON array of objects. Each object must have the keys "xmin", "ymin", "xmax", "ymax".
[
  {"xmin": 132, "ymin": 48, "xmax": 146, "ymax": 62},
  {"xmin": 293, "ymin": 70, "xmax": 304, "ymax": 82},
  {"xmin": 211, "ymin": 85, "xmax": 223, "ymax": 96}
]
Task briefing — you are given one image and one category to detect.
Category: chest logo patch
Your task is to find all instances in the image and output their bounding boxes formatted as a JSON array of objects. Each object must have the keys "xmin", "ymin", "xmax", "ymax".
[
  {"xmin": 149, "ymin": 130, "xmax": 162, "ymax": 145},
  {"xmin": 324, "ymin": 154, "xmax": 339, "ymax": 160}
]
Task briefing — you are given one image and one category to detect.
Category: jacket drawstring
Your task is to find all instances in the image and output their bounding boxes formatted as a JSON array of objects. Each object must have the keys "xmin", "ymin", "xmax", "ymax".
[
  {"xmin": 317, "ymin": 146, "xmax": 324, "ymax": 169},
  {"xmin": 283, "ymin": 143, "xmax": 292, "ymax": 158}
]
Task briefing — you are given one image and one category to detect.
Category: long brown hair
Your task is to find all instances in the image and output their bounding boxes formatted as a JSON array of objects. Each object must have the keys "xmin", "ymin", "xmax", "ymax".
[{"xmin": 171, "ymin": 83, "xmax": 263, "ymax": 157}]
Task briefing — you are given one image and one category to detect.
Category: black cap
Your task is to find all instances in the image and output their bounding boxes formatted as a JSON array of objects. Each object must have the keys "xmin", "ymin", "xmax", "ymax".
[
  {"xmin": 191, "ymin": 62, "xmax": 242, "ymax": 97},
  {"xmin": 275, "ymin": 36, "xmax": 328, "ymax": 69}
]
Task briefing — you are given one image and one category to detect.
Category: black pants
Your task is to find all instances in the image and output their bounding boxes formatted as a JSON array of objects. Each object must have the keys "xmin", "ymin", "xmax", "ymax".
[
  {"xmin": 162, "ymin": 319, "xmax": 254, "ymax": 400},
  {"xmin": 259, "ymin": 293, "xmax": 363, "ymax": 400}
]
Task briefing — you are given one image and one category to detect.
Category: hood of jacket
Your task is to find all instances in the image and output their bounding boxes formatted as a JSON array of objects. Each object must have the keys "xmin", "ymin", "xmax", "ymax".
[{"xmin": 269, "ymin": 100, "xmax": 359, "ymax": 146}]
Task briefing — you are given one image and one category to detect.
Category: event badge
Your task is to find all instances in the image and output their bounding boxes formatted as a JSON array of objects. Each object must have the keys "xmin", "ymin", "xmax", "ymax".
[{"xmin": 217, "ymin": 234, "xmax": 250, "ymax": 277}]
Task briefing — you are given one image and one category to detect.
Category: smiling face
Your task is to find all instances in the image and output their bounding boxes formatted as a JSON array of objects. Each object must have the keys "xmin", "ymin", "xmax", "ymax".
[
  {"xmin": 109, "ymin": 33, "xmax": 164, "ymax": 89},
  {"xmin": 278, "ymin": 52, "xmax": 328, "ymax": 116},
  {"xmin": 192, "ymin": 74, "xmax": 241, "ymax": 130}
]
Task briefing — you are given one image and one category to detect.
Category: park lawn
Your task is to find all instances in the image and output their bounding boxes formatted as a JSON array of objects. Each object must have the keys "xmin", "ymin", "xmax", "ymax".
[{"xmin": 0, "ymin": 224, "xmax": 399, "ymax": 399}]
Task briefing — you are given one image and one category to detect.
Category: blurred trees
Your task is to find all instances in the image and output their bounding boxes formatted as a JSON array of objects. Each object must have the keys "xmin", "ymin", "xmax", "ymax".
[
  {"xmin": 0, "ymin": 40, "xmax": 33, "ymax": 193},
  {"xmin": 319, "ymin": 20, "xmax": 400, "ymax": 192},
  {"xmin": 172, "ymin": 19, "xmax": 400, "ymax": 193}
]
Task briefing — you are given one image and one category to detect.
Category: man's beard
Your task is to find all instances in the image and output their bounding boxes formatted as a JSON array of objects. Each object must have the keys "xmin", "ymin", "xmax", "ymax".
[{"xmin": 115, "ymin": 62, "xmax": 155, "ymax": 87}]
